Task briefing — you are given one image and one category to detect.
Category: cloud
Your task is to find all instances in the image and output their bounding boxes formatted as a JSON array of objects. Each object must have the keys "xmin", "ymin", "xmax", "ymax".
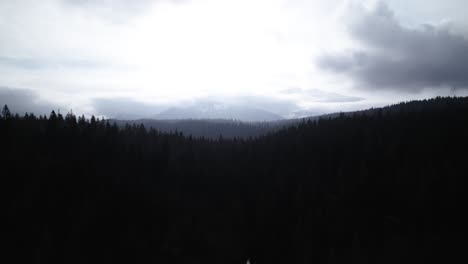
[
  {"xmin": 280, "ymin": 87, "xmax": 302, "ymax": 95},
  {"xmin": 318, "ymin": 1, "xmax": 468, "ymax": 92},
  {"xmin": 92, "ymin": 94, "xmax": 300, "ymax": 120},
  {"xmin": 63, "ymin": 0, "xmax": 154, "ymax": 21},
  {"xmin": 62, "ymin": 0, "xmax": 187, "ymax": 23},
  {"xmin": 223, "ymin": 96, "xmax": 298, "ymax": 117},
  {"xmin": 0, "ymin": 56, "xmax": 107, "ymax": 70},
  {"xmin": 0, "ymin": 87, "xmax": 60, "ymax": 115},
  {"xmin": 281, "ymin": 88, "xmax": 363, "ymax": 103},
  {"xmin": 92, "ymin": 98, "xmax": 169, "ymax": 119}
]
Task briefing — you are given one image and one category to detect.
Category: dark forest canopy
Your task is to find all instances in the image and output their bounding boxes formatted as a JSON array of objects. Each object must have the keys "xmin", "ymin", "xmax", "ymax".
[
  {"xmin": 111, "ymin": 118, "xmax": 279, "ymax": 139},
  {"xmin": 2, "ymin": 96, "xmax": 468, "ymax": 264}
]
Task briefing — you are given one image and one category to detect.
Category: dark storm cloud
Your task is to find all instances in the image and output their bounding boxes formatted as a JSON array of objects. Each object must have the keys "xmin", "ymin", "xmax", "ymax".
[
  {"xmin": 318, "ymin": 2, "xmax": 468, "ymax": 91},
  {"xmin": 0, "ymin": 87, "xmax": 59, "ymax": 116}
]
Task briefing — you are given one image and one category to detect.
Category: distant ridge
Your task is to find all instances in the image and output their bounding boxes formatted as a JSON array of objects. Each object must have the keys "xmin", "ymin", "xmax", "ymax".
[
  {"xmin": 153, "ymin": 102, "xmax": 283, "ymax": 122},
  {"xmin": 114, "ymin": 97, "xmax": 468, "ymax": 138}
]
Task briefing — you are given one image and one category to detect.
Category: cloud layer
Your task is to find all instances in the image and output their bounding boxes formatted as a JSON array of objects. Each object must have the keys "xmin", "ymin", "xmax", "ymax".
[
  {"xmin": 319, "ymin": 1, "xmax": 468, "ymax": 92},
  {"xmin": 2, "ymin": 0, "xmax": 467, "ymax": 119},
  {"xmin": 92, "ymin": 95, "xmax": 298, "ymax": 120},
  {"xmin": 93, "ymin": 97, "xmax": 168, "ymax": 119},
  {"xmin": 62, "ymin": 0, "xmax": 163, "ymax": 23},
  {"xmin": 281, "ymin": 88, "xmax": 363, "ymax": 103},
  {"xmin": 0, "ymin": 87, "xmax": 59, "ymax": 115}
]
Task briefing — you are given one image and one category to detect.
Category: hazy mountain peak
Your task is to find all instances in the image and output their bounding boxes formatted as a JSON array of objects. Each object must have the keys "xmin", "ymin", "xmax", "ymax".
[{"xmin": 154, "ymin": 102, "xmax": 283, "ymax": 122}]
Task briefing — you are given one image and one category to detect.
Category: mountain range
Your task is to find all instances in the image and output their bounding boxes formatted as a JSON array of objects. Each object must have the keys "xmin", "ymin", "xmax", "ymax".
[{"xmin": 153, "ymin": 102, "xmax": 283, "ymax": 122}]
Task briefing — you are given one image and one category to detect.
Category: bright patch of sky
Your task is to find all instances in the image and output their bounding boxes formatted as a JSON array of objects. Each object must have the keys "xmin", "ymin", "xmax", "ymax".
[{"xmin": 1, "ymin": 0, "xmax": 467, "ymax": 118}]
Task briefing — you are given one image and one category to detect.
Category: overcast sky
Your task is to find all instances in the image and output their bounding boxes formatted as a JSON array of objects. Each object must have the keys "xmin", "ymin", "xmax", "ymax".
[{"xmin": 1, "ymin": 0, "xmax": 468, "ymax": 119}]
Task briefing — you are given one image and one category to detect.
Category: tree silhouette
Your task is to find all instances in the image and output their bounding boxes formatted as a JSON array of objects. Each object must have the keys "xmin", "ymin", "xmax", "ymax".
[
  {"xmin": 2, "ymin": 104, "xmax": 11, "ymax": 119},
  {"xmin": 1, "ymin": 96, "xmax": 467, "ymax": 264}
]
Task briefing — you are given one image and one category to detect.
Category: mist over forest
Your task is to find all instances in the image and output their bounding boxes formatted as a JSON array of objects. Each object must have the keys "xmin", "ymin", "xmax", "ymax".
[{"xmin": 3, "ymin": 97, "xmax": 467, "ymax": 263}]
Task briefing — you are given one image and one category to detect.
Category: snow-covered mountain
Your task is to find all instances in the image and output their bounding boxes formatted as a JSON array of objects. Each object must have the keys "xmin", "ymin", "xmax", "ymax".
[{"xmin": 154, "ymin": 102, "xmax": 283, "ymax": 122}]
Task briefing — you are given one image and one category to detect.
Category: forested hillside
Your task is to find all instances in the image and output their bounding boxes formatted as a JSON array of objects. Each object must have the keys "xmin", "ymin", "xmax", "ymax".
[
  {"xmin": 2, "ymin": 96, "xmax": 467, "ymax": 264},
  {"xmin": 111, "ymin": 118, "xmax": 280, "ymax": 139}
]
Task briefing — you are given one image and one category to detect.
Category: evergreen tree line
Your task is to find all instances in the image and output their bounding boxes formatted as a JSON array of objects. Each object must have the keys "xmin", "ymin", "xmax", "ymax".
[
  {"xmin": 112, "ymin": 118, "xmax": 282, "ymax": 139},
  {"xmin": 2, "ymin": 96, "xmax": 467, "ymax": 264}
]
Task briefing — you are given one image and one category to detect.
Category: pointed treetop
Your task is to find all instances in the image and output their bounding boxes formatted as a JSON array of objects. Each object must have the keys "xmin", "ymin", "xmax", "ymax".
[
  {"xmin": 49, "ymin": 110, "xmax": 57, "ymax": 119},
  {"xmin": 2, "ymin": 104, "xmax": 11, "ymax": 118}
]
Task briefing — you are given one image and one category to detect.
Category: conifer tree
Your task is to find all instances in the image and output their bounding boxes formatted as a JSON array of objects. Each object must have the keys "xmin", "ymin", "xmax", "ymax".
[{"xmin": 2, "ymin": 104, "xmax": 11, "ymax": 119}]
